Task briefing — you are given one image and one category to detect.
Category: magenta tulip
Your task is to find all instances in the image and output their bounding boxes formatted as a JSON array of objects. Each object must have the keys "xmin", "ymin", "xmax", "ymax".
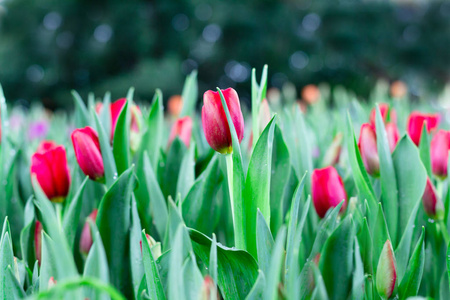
[
  {"xmin": 80, "ymin": 209, "xmax": 98, "ymax": 256},
  {"xmin": 431, "ymin": 130, "xmax": 450, "ymax": 179},
  {"xmin": 168, "ymin": 116, "xmax": 193, "ymax": 147},
  {"xmin": 201, "ymin": 88, "xmax": 244, "ymax": 154},
  {"xmin": 312, "ymin": 166, "xmax": 347, "ymax": 218},
  {"xmin": 109, "ymin": 98, "xmax": 142, "ymax": 142},
  {"xmin": 422, "ymin": 177, "xmax": 444, "ymax": 220},
  {"xmin": 30, "ymin": 141, "xmax": 71, "ymax": 202},
  {"xmin": 407, "ymin": 111, "xmax": 440, "ymax": 146},
  {"xmin": 71, "ymin": 126, "xmax": 105, "ymax": 181},
  {"xmin": 358, "ymin": 123, "xmax": 380, "ymax": 177}
]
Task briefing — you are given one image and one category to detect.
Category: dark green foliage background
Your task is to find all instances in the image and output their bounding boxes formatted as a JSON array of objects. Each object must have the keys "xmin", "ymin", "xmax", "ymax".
[{"xmin": 0, "ymin": 0, "xmax": 449, "ymax": 108}]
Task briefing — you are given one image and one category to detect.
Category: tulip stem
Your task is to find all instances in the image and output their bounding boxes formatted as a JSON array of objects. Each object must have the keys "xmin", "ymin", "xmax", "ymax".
[
  {"xmin": 438, "ymin": 220, "xmax": 450, "ymax": 246},
  {"xmin": 225, "ymin": 154, "xmax": 238, "ymax": 246}
]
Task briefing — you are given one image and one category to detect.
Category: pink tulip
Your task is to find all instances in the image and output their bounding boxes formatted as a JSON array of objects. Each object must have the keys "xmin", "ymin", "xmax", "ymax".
[
  {"xmin": 358, "ymin": 123, "xmax": 380, "ymax": 177},
  {"xmin": 201, "ymin": 88, "xmax": 244, "ymax": 154},
  {"xmin": 71, "ymin": 127, "xmax": 104, "ymax": 181},
  {"xmin": 312, "ymin": 166, "xmax": 347, "ymax": 218},
  {"xmin": 369, "ymin": 103, "xmax": 397, "ymax": 127},
  {"xmin": 30, "ymin": 141, "xmax": 71, "ymax": 202},
  {"xmin": 80, "ymin": 209, "xmax": 98, "ymax": 255},
  {"xmin": 422, "ymin": 178, "xmax": 444, "ymax": 220},
  {"xmin": 431, "ymin": 130, "xmax": 450, "ymax": 178},
  {"xmin": 168, "ymin": 116, "xmax": 193, "ymax": 147},
  {"xmin": 407, "ymin": 111, "xmax": 440, "ymax": 146},
  {"xmin": 109, "ymin": 98, "xmax": 142, "ymax": 142}
]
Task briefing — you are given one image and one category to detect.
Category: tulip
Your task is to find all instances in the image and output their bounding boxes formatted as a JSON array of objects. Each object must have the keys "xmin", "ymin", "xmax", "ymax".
[
  {"xmin": 385, "ymin": 123, "xmax": 400, "ymax": 153},
  {"xmin": 168, "ymin": 116, "xmax": 193, "ymax": 147},
  {"xmin": 199, "ymin": 276, "xmax": 219, "ymax": 300},
  {"xmin": 202, "ymin": 88, "xmax": 244, "ymax": 154},
  {"xmin": 48, "ymin": 277, "xmax": 57, "ymax": 288},
  {"xmin": 321, "ymin": 133, "xmax": 343, "ymax": 166},
  {"xmin": 422, "ymin": 178, "xmax": 444, "ymax": 220},
  {"xmin": 369, "ymin": 103, "xmax": 397, "ymax": 127},
  {"xmin": 34, "ymin": 220, "xmax": 43, "ymax": 265},
  {"xmin": 109, "ymin": 98, "xmax": 142, "ymax": 142},
  {"xmin": 301, "ymin": 84, "xmax": 320, "ymax": 105},
  {"xmin": 168, "ymin": 95, "xmax": 183, "ymax": 117},
  {"xmin": 390, "ymin": 80, "xmax": 407, "ymax": 99},
  {"xmin": 430, "ymin": 130, "xmax": 450, "ymax": 179},
  {"xmin": 80, "ymin": 209, "xmax": 98, "ymax": 256},
  {"xmin": 407, "ymin": 111, "xmax": 440, "ymax": 146},
  {"xmin": 140, "ymin": 233, "xmax": 162, "ymax": 260},
  {"xmin": 30, "ymin": 141, "xmax": 71, "ymax": 202},
  {"xmin": 376, "ymin": 240, "xmax": 397, "ymax": 299},
  {"xmin": 71, "ymin": 126, "xmax": 105, "ymax": 181},
  {"xmin": 312, "ymin": 166, "xmax": 347, "ymax": 218},
  {"xmin": 358, "ymin": 123, "xmax": 380, "ymax": 177}
]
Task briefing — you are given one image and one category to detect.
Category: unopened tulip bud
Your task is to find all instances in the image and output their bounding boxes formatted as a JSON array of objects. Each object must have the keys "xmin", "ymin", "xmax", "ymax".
[
  {"xmin": 385, "ymin": 123, "xmax": 400, "ymax": 153},
  {"xmin": 431, "ymin": 130, "xmax": 450, "ymax": 179},
  {"xmin": 321, "ymin": 133, "xmax": 343, "ymax": 166},
  {"xmin": 199, "ymin": 276, "xmax": 219, "ymax": 300},
  {"xmin": 30, "ymin": 141, "xmax": 71, "ymax": 202},
  {"xmin": 110, "ymin": 98, "xmax": 142, "ymax": 144},
  {"xmin": 34, "ymin": 220, "xmax": 43, "ymax": 265},
  {"xmin": 358, "ymin": 123, "xmax": 380, "ymax": 177},
  {"xmin": 48, "ymin": 277, "xmax": 56, "ymax": 288},
  {"xmin": 376, "ymin": 240, "xmax": 397, "ymax": 299},
  {"xmin": 369, "ymin": 103, "xmax": 397, "ymax": 127},
  {"xmin": 312, "ymin": 166, "xmax": 347, "ymax": 218},
  {"xmin": 80, "ymin": 209, "xmax": 98, "ymax": 256},
  {"xmin": 422, "ymin": 178, "xmax": 444, "ymax": 220},
  {"xmin": 140, "ymin": 233, "xmax": 162, "ymax": 260},
  {"xmin": 71, "ymin": 127, "xmax": 104, "ymax": 181},
  {"xmin": 168, "ymin": 116, "xmax": 193, "ymax": 148},
  {"xmin": 202, "ymin": 88, "xmax": 244, "ymax": 154},
  {"xmin": 407, "ymin": 111, "xmax": 440, "ymax": 146}
]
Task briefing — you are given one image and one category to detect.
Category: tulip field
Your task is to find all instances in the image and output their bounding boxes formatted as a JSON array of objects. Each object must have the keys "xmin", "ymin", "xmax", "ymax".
[{"xmin": 1, "ymin": 66, "xmax": 450, "ymax": 300}]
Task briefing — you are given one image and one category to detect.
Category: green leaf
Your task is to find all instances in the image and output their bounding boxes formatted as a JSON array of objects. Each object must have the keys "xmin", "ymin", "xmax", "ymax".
[
  {"xmin": 256, "ymin": 209, "xmax": 274, "ymax": 275},
  {"xmin": 182, "ymin": 155, "xmax": 222, "ymax": 236},
  {"xmin": 113, "ymin": 99, "xmax": 131, "ymax": 175},
  {"xmin": 0, "ymin": 232, "xmax": 15, "ymax": 300},
  {"xmin": 93, "ymin": 111, "xmax": 118, "ymax": 188},
  {"xmin": 209, "ymin": 234, "xmax": 218, "ymax": 283},
  {"xmin": 319, "ymin": 216, "xmax": 356, "ymax": 300},
  {"xmin": 162, "ymin": 138, "xmax": 186, "ymax": 199},
  {"xmin": 62, "ymin": 176, "xmax": 88, "ymax": 249},
  {"xmin": 375, "ymin": 105, "xmax": 399, "ymax": 245},
  {"xmin": 357, "ymin": 218, "xmax": 373, "ymax": 275},
  {"xmin": 180, "ymin": 70, "xmax": 198, "ymax": 117},
  {"xmin": 251, "ymin": 65, "xmax": 268, "ymax": 148},
  {"xmin": 130, "ymin": 195, "xmax": 144, "ymax": 298},
  {"xmin": 419, "ymin": 123, "xmax": 432, "ymax": 178},
  {"xmin": 399, "ymin": 227, "xmax": 425, "ymax": 299},
  {"xmin": 99, "ymin": 91, "xmax": 112, "ymax": 140},
  {"xmin": 20, "ymin": 198, "xmax": 36, "ymax": 268},
  {"xmin": 168, "ymin": 225, "xmax": 187, "ymax": 300},
  {"xmin": 372, "ymin": 203, "xmax": 391, "ymax": 274},
  {"xmin": 311, "ymin": 264, "xmax": 329, "ymax": 300},
  {"xmin": 176, "ymin": 143, "xmax": 196, "ymax": 200},
  {"xmin": 96, "ymin": 167, "xmax": 135, "ymax": 297},
  {"xmin": 392, "ymin": 135, "xmax": 427, "ymax": 243},
  {"xmin": 263, "ymin": 226, "xmax": 286, "ymax": 300},
  {"xmin": 244, "ymin": 116, "xmax": 276, "ymax": 257},
  {"xmin": 72, "ymin": 90, "xmax": 91, "ymax": 127},
  {"xmin": 189, "ymin": 228, "xmax": 259, "ymax": 299},
  {"xmin": 141, "ymin": 230, "xmax": 166, "ymax": 300},
  {"xmin": 245, "ymin": 270, "xmax": 265, "ymax": 300},
  {"xmin": 352, "ymin": 237, "xmax": 365, "ymax": 300}
]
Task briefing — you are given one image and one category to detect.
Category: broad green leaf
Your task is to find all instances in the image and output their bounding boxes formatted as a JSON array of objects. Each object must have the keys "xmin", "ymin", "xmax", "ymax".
[
  {"xmin": 163, "ymin": 198, "xmax": 191, "ymax": 254},
  {"xmin": 162, "ymin": 138, "xmax": 186, "ymax": 199},
  {"xmin": 352, "ymin": 237, "xmax": 365, "ymax": 300},
  {"xmin": 180, "ymin": 70, "xmax": 198, "ymax": 117},
  {"xmin": 96, "ymin": 167, "xmax": 135, "ymax": 297},
  {"xmin": 168, "ymin": 225, "xmax": 186, "ymax": 300},
  {"xmin": 189, "ymin": 228, "xmax": 259, "ymax": 299},
  {"xmin": 130, "ymin": 195, "xmax": 144, "ymax": 298},
  {"xmin": 0, "ymin": 232, "xmax": 15, "ymax": 299},
  {"xmin": 72, "ymin": 90, "xmax": 91, "ymax": 127},
  {"xmin": 209, "ymin": 234, "xmax": 218, "ymax": 283},
  {"xmin": 256, "ymin": 209, "xmax": 274, "ymax": 275},
  {"xmin": 244, "ymin": 116, "xmax": 276, "ymax": 257},
  {"xmin": 251, "ymin": 65, "xmax": 268, "ymax": 148},
  {"xmin": 375, "ymin": 105, "xmax": 398, "ymax": 245},
  {"xmin": 20, "ymin": 198, "xmax": 36, "ymax": 268},
  {"xmin": 245, "ymin": 270, "xmax": 265, "ymax": 300},
  {"xmin": 392, "ymin": 135, "xmax": 426, "ymax": 243},
  {"xmin": 419, "ymin": 124, "xmax": 432, "ymax": 177},
  {"xmin": 319, "ymin": 216, "xmax": 355, "ymax": 300},
  {"xmin": 99, "ymin": 91, "xmax": 112, "ymax": 140},
  {"xmin": 263, "ymin": 226, "xmax": 286, "ymax": 300},
  {"xmin": 113, "ymin": 99, "xmax": 131, "ymax": 175},
  {"xmin": 399, "ymin": 227, "xmax": 425, "ymax": 299},
  {"xmin": 176, "ymin": 143, "xmax": 196, "ymax": 200},
  {"xmin": 141, "ymin": 231, "xmax": 166, "ymax": 300},
  {"xmin": 357, "ymin": 218, "xmax": 373, "ymax": 275},
  {"xmin": 372, "ymin": 203, "xmax": 391, "ymax": 274},
  {"xmin": 311, "ymin": 264, "xmax": 329, "ymax": 300}
]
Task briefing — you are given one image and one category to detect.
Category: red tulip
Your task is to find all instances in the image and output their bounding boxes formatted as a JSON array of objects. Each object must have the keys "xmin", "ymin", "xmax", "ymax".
[
  {"xmin": 407, "ymin": 111, "xmax": 440, "ymax": 146},
  {"xmin": 80, "ymin": 209, "xmax": 98, "ymax": 256},
  {"xmin": 431, "ymin": 130, "xmax": 450, "ymax": 179},
  {"xmin": 168, "ymin": 116, "xmax": 193, "ymax": 147},
  {"xmin": 34, "ymin": 220, "xmax": 43, "ymax": 265},
  {"xmin": 385, "ymin": 122, "xmax": 400, "ymax": 153},
  {"xmin": 71, "ymin": 126, "xmax": 105, "ymax": 181},
  {"xmin": 110, "ymin": 98, "xmax": 142, "ymax": 142},
  {"xmin": 422, "ymin": 178, "xmax": 444, "ymax": 220},
  {"xmin": 312, "ymin": 166, "xmax": 347, "ymax": 218},
  {"xmin": 369, "ymin": 103, "xmax": 397, "ymax": 127},
  {"xmin": 358, "ymin": 123, "xmax": 380, "ymax": 177},
  {"xmin": 201, "ymin": 88, "xmax": 244, "ymax": 154},
  {"xmin": 30, "ymin": 141, "xmax": 71, "ymax": 202},
  {"xmin": 376, "ymin": 240, "xmax": 397, "ymax": 299}
]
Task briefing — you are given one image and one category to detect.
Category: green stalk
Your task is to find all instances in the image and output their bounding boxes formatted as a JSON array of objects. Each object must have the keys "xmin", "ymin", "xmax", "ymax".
[{"xmin": 438, "ymin": 220, "xmax": 450, "ymax": 246}]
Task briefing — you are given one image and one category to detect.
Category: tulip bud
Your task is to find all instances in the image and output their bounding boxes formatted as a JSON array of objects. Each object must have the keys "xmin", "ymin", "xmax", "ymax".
[
  {"xmin": 168, "ymin": 116, "xmax": 193, "ymax": 148},
  {"xmin": 80, "ymin": 209, "xmax": 98, "ymax": 256},
  {"xmin": 140, "ymin": 233, "xmax": 162, "ymax": 260},
  {"xmin": 385, "ymin": 122, "xmax": 400, "ymax": 153},
  {"xmin": 168, "ymin": 95, "xmax": 183, "ymax": 117},
  {"xmin": 321, "ymin": 132, "xmax": 343, "ymax": 166},
  {"xmin": 358, "ymin": 123, "xmax": 380, "ymax": 177},
  {"xmin": 369, "ymin": 103, "xmax": 397, "ymax": 127},
  {"xmin": 48, "ymin": 277, "xmax": 57, "ymax": 288},
  {"xmin": 376, "ymin": 240, "xmax": 397, "ymax": 299},
  {"xmin": 431, "ymin": 130, "xmax": 450, "ymax": 179},
  {"xmin": 390, "ymin": 80, "xmax": 408, "ymax": 99},
  {"xmin": 301, "ymin": 84, "xmax": 320, "ymax": 105},
  {"xmin": 110, "ymin": 98, "xmax": 143, "ymax": 143},
  {"xmin": 422, "ymin": 177, "xmax": 444, "ymax": 220},
  {"xmin": 199, "ymin": 276, "xmax": 219, "ymax": 300},
  {"xmin": 201, "ymin": 88, "xmax": 244, "ymax": 154},
  {"xmin": 30, "ymin": 141, "xmax": 71, "ymax": 202},
  {"xmin": 312, "ymin": 166, "xmax": 347, "ymax": 218},
  {"xmin": 71, "ymin": 126, "xmax": 105, "ymax": 181},
  {"xmin": 34, "ymin": 220, "xmax": 43, "ymax": 265},
  {"xmin": 407, "ymin": 111, "xmax": 440, "ymax": 146}
]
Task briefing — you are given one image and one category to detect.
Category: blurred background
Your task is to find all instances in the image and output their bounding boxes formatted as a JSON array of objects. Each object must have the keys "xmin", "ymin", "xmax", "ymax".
[{"xmin": 0, "ymin": 0, "xmax": 449, "ymax": 109}]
